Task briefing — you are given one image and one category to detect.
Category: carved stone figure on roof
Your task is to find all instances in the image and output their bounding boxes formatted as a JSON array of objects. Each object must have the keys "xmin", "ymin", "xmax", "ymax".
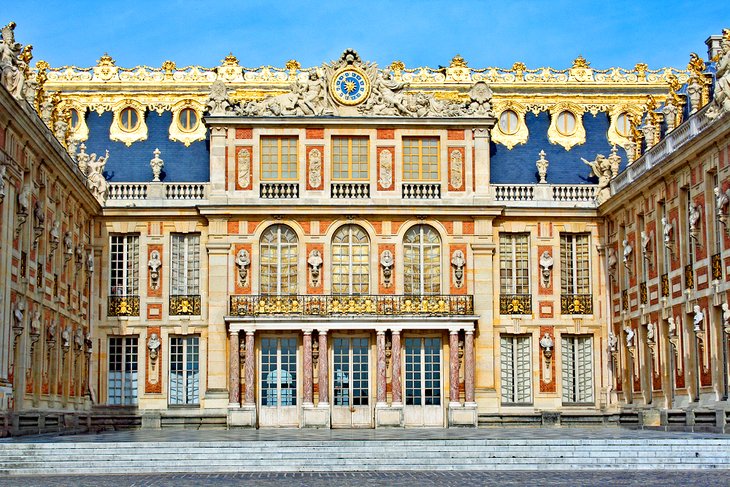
[
  {"xmin": 582, "ymin": 154, "xmax": 613, "ymax": 204},
  {"xmin": 362, "ymin": 71, "xmax": 411, "ymax": 116},
  {"xmin": 607, "ymin": 145, "xmax": 622, "ymax": 179},
  {"xmin": 687, "ymin": 77, "xmax": 703, "ymax": 114},
  {"xmin": 536, "ymin": 150, "xmax": 549, "ymax": 183},
  {"xmin": 0, "ymin": 22, "xmax": 26, "ymax": 100},
  {"xmin": 150, "ymin": 148, "xmax": 164, "ymax": 182},
  {"xmin": 86, "ymin": 150, "xmax": 109, "ymax": 203},
  {"xmin": 39, "ymin": 95, "xmax": 54, "ymax": 126},
  {"xmin": 663, "ymin": 98, "xmax": 678, "ymax": 132},
  {"xmin": 465, "ymin": 81, "xmax": 493, "ymax": 116},
  {"xmin": 207, "ymin": 80, "xmax": 231, "ymax": 116},
  {"xmin": 295, "ymin": 71, "xmax": 332, "ymax": 115},
  {"xmin": 641, "ymin": 119, "xmax": 656, "ymax": 149}
]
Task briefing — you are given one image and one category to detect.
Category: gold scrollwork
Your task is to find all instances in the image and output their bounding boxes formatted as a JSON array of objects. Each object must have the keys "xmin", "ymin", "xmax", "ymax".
[
  {"xmin": 607, "ymin": 103, "xmax": 642, "ymax": 149},
  {"xmin": 110, "ymin": 99, "xmax": 148, "ymax": 147},
  {"xmin": 169, "ymin": 99, "xmax": 206, "ymax": 147},
  {"xmin": 547, "ymin": 102, "xmax": 586, "ymax": 151},
  {"xmin": 561, "ymin": 294, "xmax": 593, "ymax": 315},
  {"xmin": 170, "ymin": 295, "xmax": 201, "ymax": 316},
  {"xmin": 108, "ymin": 295, "xmax": 140, "ymax": 317}
]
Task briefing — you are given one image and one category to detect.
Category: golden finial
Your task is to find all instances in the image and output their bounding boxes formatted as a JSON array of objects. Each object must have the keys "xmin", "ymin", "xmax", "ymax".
[
  {"xmin": 390, "ymin": 60, "xmax": 405, "ymax": 72},
  {"xmin": 634, "ymin": 63, "xmax": 647, "ymax": 79},
  {"xmin": 512, "ymin": 62, "xmax": 526, "ymax": 77},
  {"xmin": 35, "ymin": 59, "xmax": 49, "ymax": 71},
  {"xmin": 450, "ymin": 54, "xmax": 468, "ymax": 68},
  {"xmin": 34, "ymin": 60, "xmax": 49, "ymax": 113},
  {"xmin": 285, "ymin": 59, "xmax": 301, "ymax": 72},
  {"xmin": 222, "ymin": 53, "xmax": 238, "ymax": 66},
  {"xmin": 572, "ymin": 55, "xmax": 590, "ymax": 69},
  {"xmin": 161, "ymin": 60, "xmax": 176, "ymax": 72},
  {"xmin": 97, "ymin": 53, "xmax": 115, "ymax": 66},
  {"xmin": 687, "ymin": 52, "xmax": 705, "ymax": 75}
]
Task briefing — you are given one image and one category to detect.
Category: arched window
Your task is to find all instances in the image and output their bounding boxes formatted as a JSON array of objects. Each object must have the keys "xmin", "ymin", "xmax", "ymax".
[
  {"xmin": 332, "ymin": 225, "xmax": 370, "ymax": 295},
  {"xmin": 260, "ymin": 225, "xmax": 298, "ymax": 295},
  {"xmin": 403, "ymin": 225, "xmax": 441, "ymax": 295},
  {"xmin": 555, "ymin": 111, "xmax": 577, "ymax": 136}
]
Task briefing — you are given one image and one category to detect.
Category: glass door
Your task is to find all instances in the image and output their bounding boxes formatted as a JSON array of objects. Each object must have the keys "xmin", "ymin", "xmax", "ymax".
[
  {"xmin": 259, "ymin": 336, "xmax": 299, "ymax": 427},
  {"xmin": 403, "ymin": 336, "xmax": 444, "ymax": 426},
  {"xmin": 332, "ymin": 337, "xmax": 372, "ymax": 428}
]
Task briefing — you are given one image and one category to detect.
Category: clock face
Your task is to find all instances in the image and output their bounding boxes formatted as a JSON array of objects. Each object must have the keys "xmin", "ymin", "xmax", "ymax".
[{"xmin": 331, "ymin": 68, "xmax": 370, "ymax": 106}]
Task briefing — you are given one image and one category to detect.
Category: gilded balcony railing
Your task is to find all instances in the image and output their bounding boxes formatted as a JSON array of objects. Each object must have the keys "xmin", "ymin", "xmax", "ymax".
[
  {"xmin": 560, "ymin": 294, "xmax": 593, "ymax": 315},
  {"xmin": 108, "ymin": 295, "xmax": 140, "ymax": 317},
  {"xmin": 712, "ymin": 253, "xmax": 723, "ymax": 281},
  {"xmin": 170, "ymin": 295, "xmax": 202, "ymax": 316},
  {"xmin": 621, "ymin": 290, "xmax": 628, "ymax": 311},
  {"xmin": 661, "ymin": 273, "xmax": 669, "ymax": 298},
  {"xmin": 229, "ymin": 294, "xmax": 474, "ymax": 317},
  {"xmin": 639, "ymin": 282, "xmax": 648, "ymax": 305},
  {"xmin": 499, "ymin": 294, "xmax": 532, "ymax": 315}
]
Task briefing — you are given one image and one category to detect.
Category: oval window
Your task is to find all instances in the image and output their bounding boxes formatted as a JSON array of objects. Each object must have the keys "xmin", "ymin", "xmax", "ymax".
[
  {"xmin": 178, "ymin": 107, "xmax": 198, "ymax": 132},
  {"xmin": 615, "ymin": 112, "xmax": 631, "ymax": 137},
  {"xmin": 119, "ymin": 107, "xmax": 140, "ymax": 132},
  {"xmin": 555, "ymin": 111, "xmax": 577, "ymax": 136},
  {"xmin": 499, "ymin": 110, "xmax": 519, "ymax": 135},
  {"xmin": 69, "ymin": 108, "xmax": 81, "ymax": 131}
]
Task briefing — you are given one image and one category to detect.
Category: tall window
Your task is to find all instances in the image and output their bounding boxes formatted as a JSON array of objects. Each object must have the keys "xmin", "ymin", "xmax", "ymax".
[
  {"xmin": 404, "ymin": 337, "xmax": 441, "ymax": 406},
  {"xmin": 261, "ymin": 337, "xmax": 297, "ymax": 407},
  {"xmin": 260, "ymin": 225, "xmax": 298, "ymax": 295},
  {"xmin": 561, "ymin": 335, "xmax": 594, "ymax": 404},
  {"xmin": 560, "ymin": 234, "xmax": 590, "ymax": 295},
  {"xmin": 403, "ymin": 225, "xmax": 441, "ymax": 295},
  {"xmin": 169, "ymin": 336, "xmax": 200, "ymax": 405},
  {"xmin": 500, "ymin": 335, "xmax": 532, "ymax": 404},
  {"xmin": 108, "ymin": 337, "xmax": 138, "ymax": 405},
  {"xmin": 403, "ymin": 137, "xmax": 439, "ymax": 181},
  {"xmin": 499, "ymin": 233, "xmax": 530, "ymax": 295},
  {"xmin": 171, "ymin": 234, "xmax": 200, "ymax": 296},
  {"xmin": 332, "ymin": 225, "xmax": 370, "ymax": 295},
  {"xmin": 713, "ymin": 174, "xmax": 723, "ymax": 254},
  {"xmin": 685, "ymin": 190, "xmax": 696, "ymax": 265},
  {"xmin": 261, "ymin": 136, "xmax": 297, "ymax": 180},
  {"xmin": 110, "ymin": 235, "xmax": 139, "ymax": 296},
  {"xmin": 332, "ymin": 136, "xmax": 368, "ymax": 180}
]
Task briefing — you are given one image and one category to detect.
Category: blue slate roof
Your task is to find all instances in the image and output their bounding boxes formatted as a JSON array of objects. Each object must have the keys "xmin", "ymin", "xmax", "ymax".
[
  {"xmin": 490, "ymin": 112, "xmax": 627, "ymax": 185},
  {"xmin": 84, "ymin": 110, "xmax": 210, "ymax": 182}
]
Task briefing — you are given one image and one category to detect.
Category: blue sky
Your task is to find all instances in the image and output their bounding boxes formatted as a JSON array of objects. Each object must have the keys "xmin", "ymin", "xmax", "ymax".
[{"xmin": 4, "ymin": 1, "xmax": 730, "ymax": 70}]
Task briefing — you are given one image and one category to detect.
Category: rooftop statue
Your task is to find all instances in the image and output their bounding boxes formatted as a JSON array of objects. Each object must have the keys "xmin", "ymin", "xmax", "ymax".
[
  {"xmin": 708, "ymin": 29, "xmax": 730, "ymax": 119},
  {"xmin": 0, "ymin": 22, "xmax": 27, "ymax": 100}
]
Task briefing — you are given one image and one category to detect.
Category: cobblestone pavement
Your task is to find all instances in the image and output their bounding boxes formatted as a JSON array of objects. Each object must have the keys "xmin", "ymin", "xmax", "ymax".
[
  {"xmin": 1, "ymin": 426, "xmax": 725, "ymax": 443},
  {"xmin": 0, "ymin": 471, "xmax": 729, "ymax": 487}
]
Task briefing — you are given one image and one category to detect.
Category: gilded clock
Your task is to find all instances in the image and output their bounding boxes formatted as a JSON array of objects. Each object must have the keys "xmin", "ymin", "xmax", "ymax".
[{"xmin": 330, "ymin": 67, "xmax": 371, "ymax": 106}]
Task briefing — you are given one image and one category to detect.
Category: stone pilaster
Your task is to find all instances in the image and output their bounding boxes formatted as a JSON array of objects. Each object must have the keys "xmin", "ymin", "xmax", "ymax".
[
  {"xmin": 228, "ymin": 330, "xmax": 240, "ymax": 407},
  {"xmin": 449, "ymin": 329, "xmax": 460, "ymax": 406},
  {"xmin": 205, "ymin": 241, "xmax": 230, "ymax": 407},
  {"xmin": 317, "ymin": 329, "xmax": 328, "ymax": 407},
  {"xmin": 376, "ymin": 330, "xmax": 387, "ymax": 406},
  {"xmin": 473, "ymin": 127, "xmax": 491, "ymax": 196},
  {"xmin": 391, "ymin": 329, "xmax": 402, "ymax": 405},
  {"xmin": 303, "ymin": 330, "xmax": 313, "ymax": 405}
]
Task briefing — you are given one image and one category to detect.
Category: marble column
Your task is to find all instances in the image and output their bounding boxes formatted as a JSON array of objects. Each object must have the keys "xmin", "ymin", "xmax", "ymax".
[
  {"xmin": 449, "ymin": 329, "xmax": 460, "ymax": 405},
  {"xmin": 303, "ymin": 330, "xmax": 313, "ymax": 405},
  {"xmin": 228, "ymin": 330, "xmax": 240, "ymax": 406},
  {"xmin": 317, "ymin": 330, "xmax": 329, "ymax": 406},
  {"xmin": 391, "ymin": 329, "xmax": 402, "ymax": 405},
  {"xmin": 243, "ymin": 331, "xmax": 255, "ymax": 406},
  {"xmin": 376, "ymin": 330, "xmax": 387, "ymax": 406},
  {"xmin": 465, "ymin": 329, "xmax": 475, "ymax": 404}
]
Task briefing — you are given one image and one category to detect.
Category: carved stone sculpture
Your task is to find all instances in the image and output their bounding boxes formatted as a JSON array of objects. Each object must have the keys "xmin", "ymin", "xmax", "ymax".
[
  {"xmin": 449, "ymin": 150, "xmax": 463, "ymax": 190},
  {"xmin": 723, "ymin": 302, "xmax": 730, "ymax": 335},
  {"xmin": 85, "ymin": 149, "xmax": 109, "ymax": 203},
  {"xmin": 148, "ymin": 250, "xmax": 161, "ymax": 290},
  {"xmin": 607, "ymin": 145, "xmax": 622, "ymax": 179},
  {"xmin": 47, "ymin": 319, "xmax": 57, "ymax": 344},
  {"xmin": 380, "ymin": 250, "xmax": 394, "ymax": 288},
  {"xmin": 539, "ymin": 251, "xmax": 553, "ymax": 288},
  {"xmin": 237, "ymin": 148, "xmax": 250, "ymax": 189},
  {"xmin": 147, "ymin": 332, "xmax": 161, "ymax": 361},
  {"xmin": 668, "ymin": 316, "xmax": 677, "ymax": 337},
  {"xmin": 693, "ymin": 305, "xmax": 704, "ymax": 332},
  {"xmin": 536, "ymin": 150, "xmax": 548, "ymax": 184},
  {"xmin": 207, "ymin": 80, "xmax": 231, "ymax": 115},
  {"xmin": 715, "ymin": 186, "xmax": 730, "ymax": 228},
  {"xmin": 75, "ymin": 244, "xmax": 84, "ymax": 270},
  {"xmin": 663, "ymin": 98, "xmax": 678, "ymax": 131},
  {"xmin": 464, "ymin": 81, "xmax": 493, "ymax": 117},
  {"xmin": 622, "ymin": 238, "xmax": 632, "ymax": 269},
  {"xmin": 451, "ymin": 250, "xmax": 465, "ymax": 288},
  {"xmin": 608, "ymin": 331, "xmax": 618, "ymax": 353},
  {"xmin": 308, "ymin": 249, "xmax": 323, "ymax": 287},
  {"xmin": 641, "ymin": 231, "xmax": 652, "ymax": 263},
  {"xmin": 539, "ymin": 332, "xmax": 554, "ymax": 360},
  {"xmin": 607, "ymin": 247, "xmax": 618, "ymax": 280},
  {"xmin": 308, "ymin": 148, "xmax": 322, "ymax": 189},
  {"xmin": 641, "ymin": 120, "xmax": 656, "ymax": 149},
  {"xmin": 150, "ymin": 148, "xmax": 164, "ymax": 182},
  {"xmin": 689, "ymin": 202, "xmax": 700, "ymax": 240},
  {"xmin": 708, "ymin": 29, "xmax": 730, "ymax": 120},
  {"xmin": 86, "ymin": 250, "xmax": 94, "ymax": 274},
  {"xmin": 662, "ymin": 216, "xmax": 673, "ymax": 249},
  {"xmin": 687, "ymin": 78, "xmax": 702, "ymax": 114},
  {"xmin": 235, "ymin": 248, "xmax": 250, "ymax": 287},
  {"xmin": 647, "ymin": 322, "xmax": 656, "ymax": 343},
  {"xmin": 378, "ymin": 149, "xmax": 393, "ymax": 189},
  {"xmin": 12, "ymin": 299, "xmax": 25, "ymax": 334},
  {"xmin": 0, "ymin": 164, "xmax": 6, "ymax": 202},
  {"xmin": 84, "ymin": 331, "xmax": 93, "ymax": 354},
  {"xmin": 582, "ymin": 154, "xmax": 613, "ymax": 204},
  {"xmin": 30, "ymin": 310, "xmax": 41, "ymax": 337},
  {"xmin": 623, "ymin": 324, "xmax": 635, "ymax": 348},
  {"xmin": 17, "ymin": 184, "xmax": 30, "ymax": 217},
  {"xmin": 63, "ymin": 231, "xmax": 74, "ymax": 259},
  {"xmin": 74, "ymin": 327, "xmax": 84, "ymax": 351},
  {"xmin": 49, "ymin": 220, "xmax": 60, "ymax": 253},
  {"xmin": 61, "ymin": 326, "xmax": 71, "ymax": 351},
  {"xmin": 0, "ymin": 22, "xmax": 27, "ymax": 100}
]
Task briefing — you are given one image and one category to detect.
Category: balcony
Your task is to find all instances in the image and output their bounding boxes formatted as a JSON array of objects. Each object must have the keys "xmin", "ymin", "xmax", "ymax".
[
  {"xmin": 712, "ymin": 253, "xmax": 723, "ymax": 281},
  {"xmin": 661, "ymin": 273, "xmax": 669, "ymax": 297},
  {"xmin": 491, "ymin": 183, "xmax": 597, "ymax": 208},
  {"xmin": 229, "ymin": 294, "xmax": 474, "ymax": 317},
  {"xmin": 560, "ymin": 294, "xmax": 593, "ymax": 315},
  {"xmin": 260, "ymin": 182, "xmax": 299, "ymax": 199},
  {"xmin": 169, "ymin": 295, "xmax": 202, "ymax": 316},
  {"xmin": 108, "ymin": 295, "xmax": 140, "ymax": 317},
  {"xmin": 106, "ymin": 182, "xmax": 209, "ymax": 207},
  {"xmin": 402, "ymin": 183, "xmax": 441, "ymax": 199},
  {"xmin": 499, "ymin": 294, "xmax": 532, "ymax": 315},
  {"xmin": 331, "ymin": 182, "xmax": 370, "ymax": 199}
]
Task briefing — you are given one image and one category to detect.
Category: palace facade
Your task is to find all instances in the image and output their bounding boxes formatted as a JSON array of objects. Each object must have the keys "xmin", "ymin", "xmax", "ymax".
[{"xmin": 1, "ymin": 20, "xmax": 730, "ymax": 434}]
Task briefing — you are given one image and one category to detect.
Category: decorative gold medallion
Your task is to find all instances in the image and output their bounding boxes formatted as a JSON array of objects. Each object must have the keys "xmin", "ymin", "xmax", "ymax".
[{"xmin": 330, "ymin": 66, "xmax": 370, "ymax": 106}]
